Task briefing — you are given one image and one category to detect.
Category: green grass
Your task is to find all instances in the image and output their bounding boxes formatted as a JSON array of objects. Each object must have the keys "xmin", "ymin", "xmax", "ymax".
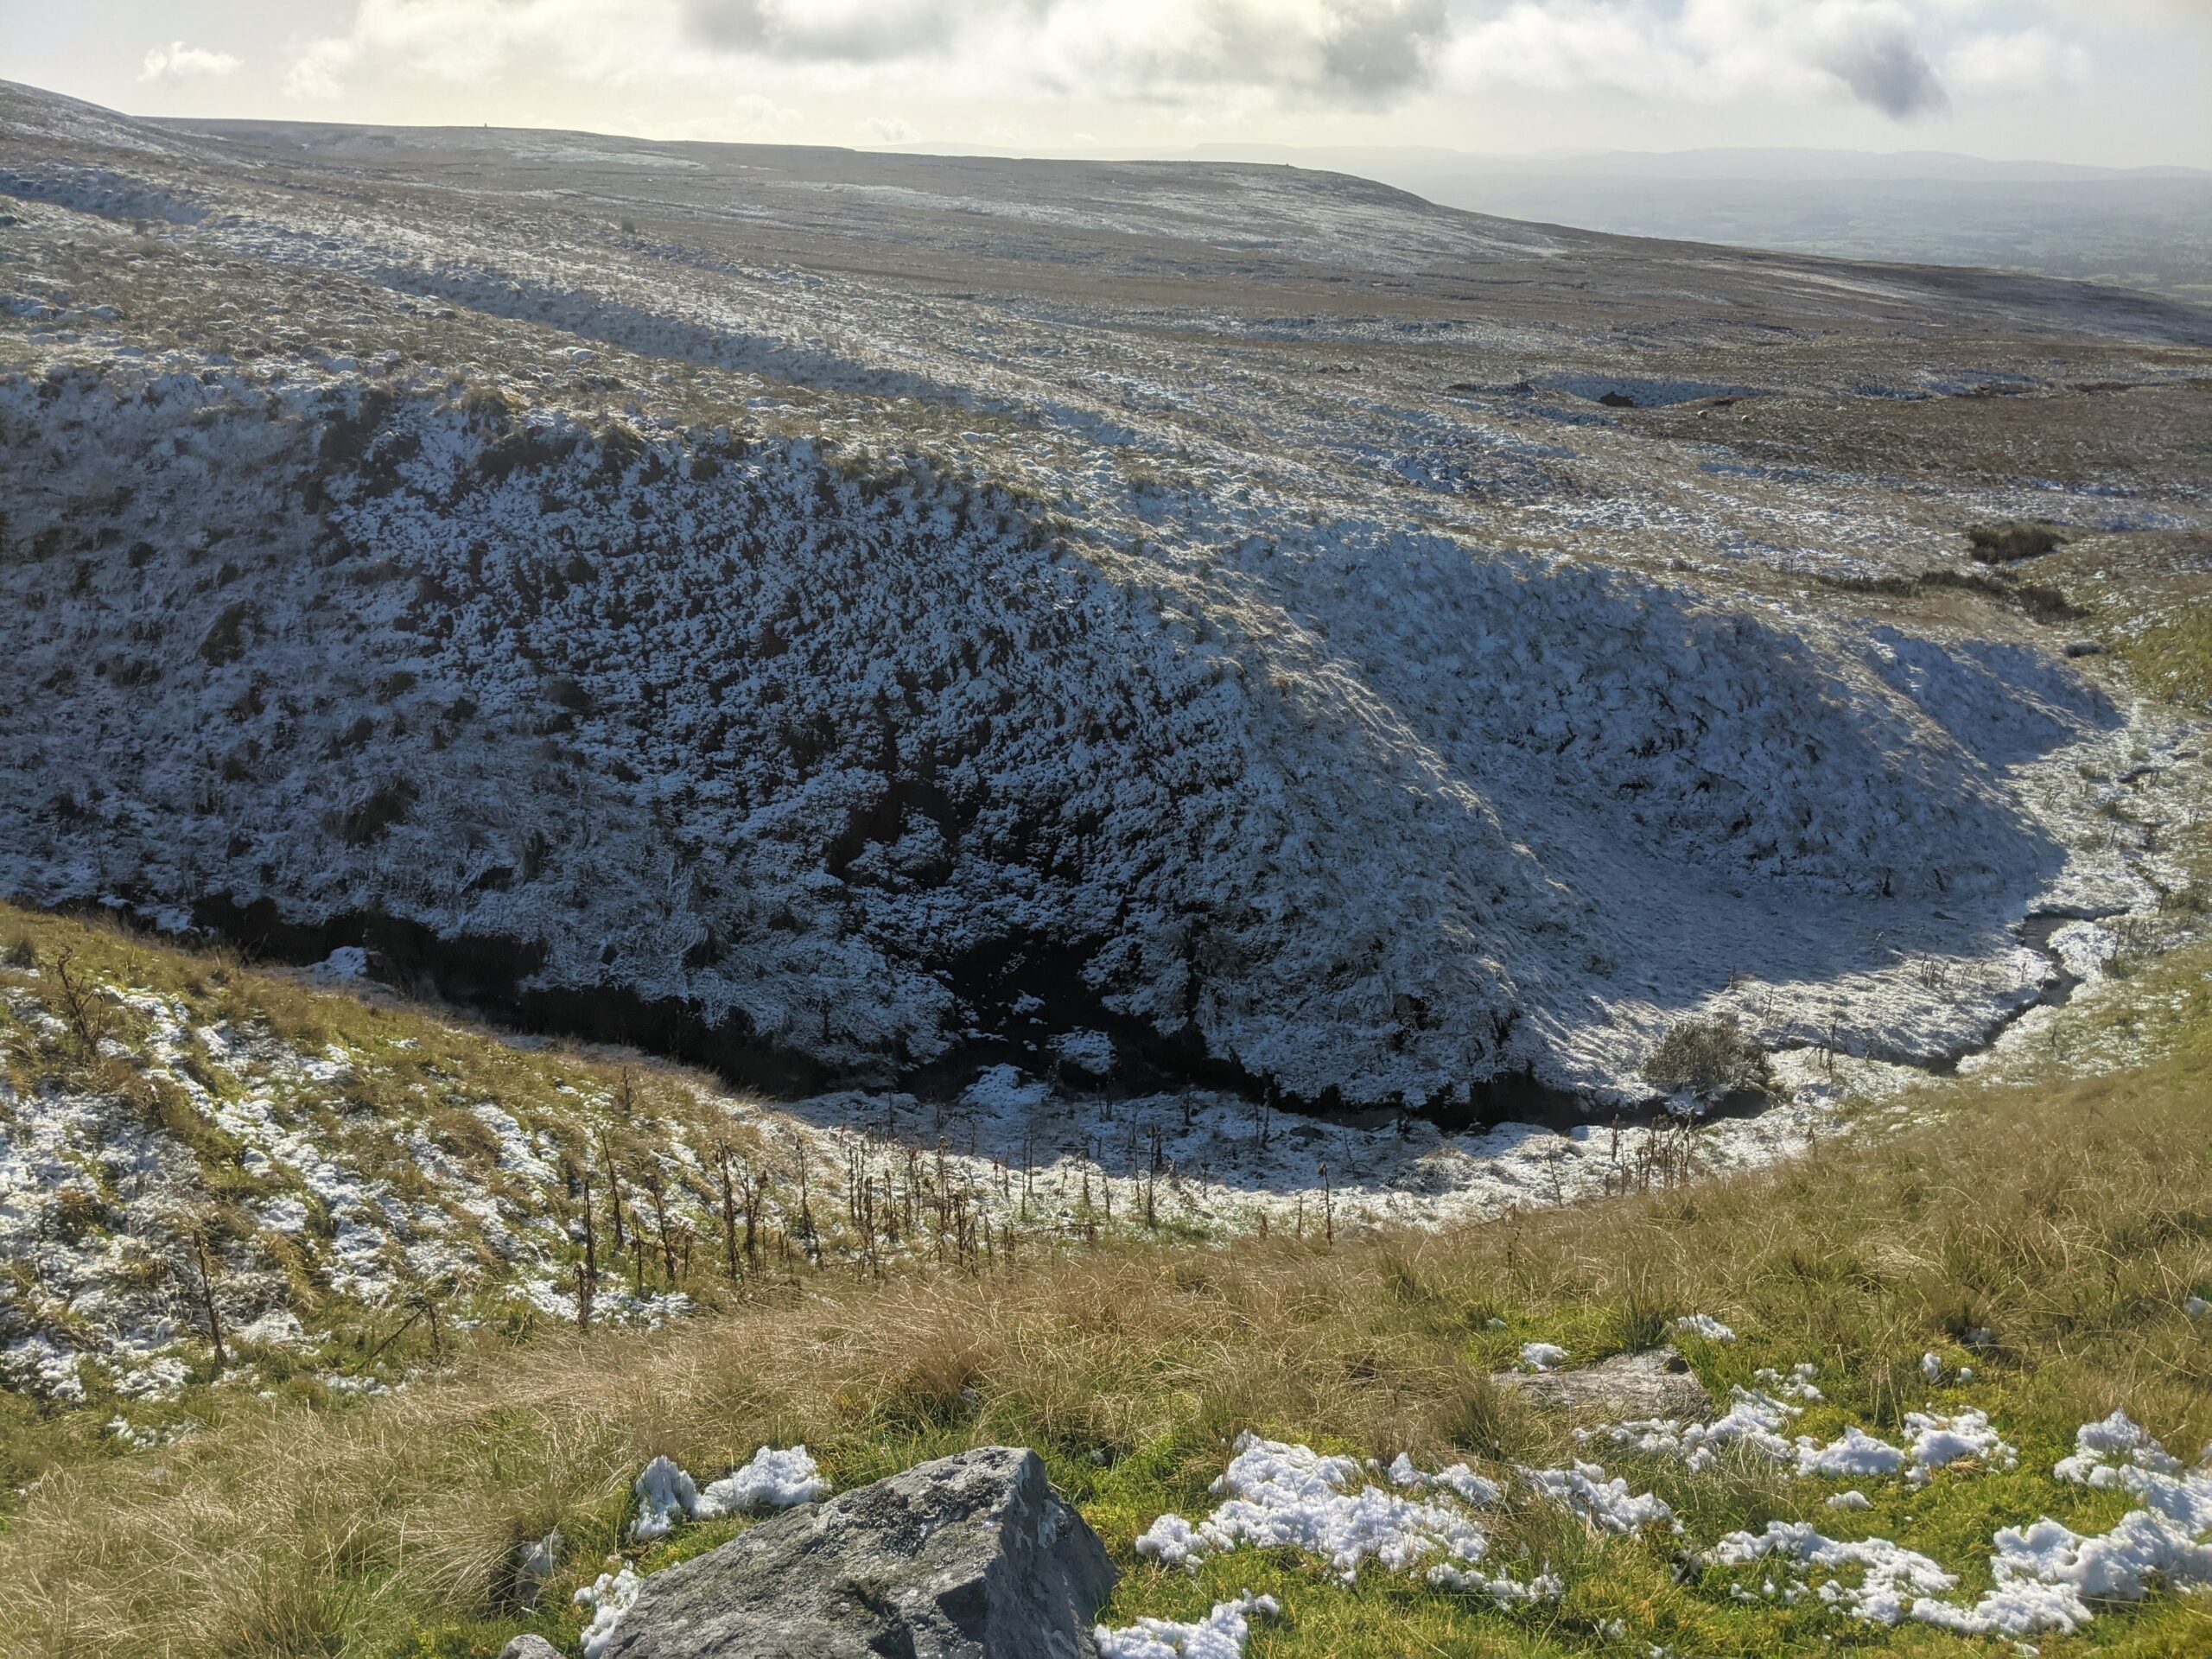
[
  {"xmin": 0, "ymin": 930, "xmax": 2204, "ymax": 1656},
  {"xmin": 2120, "ymin": 608, "xmax": 2212, "ymax": 717}
]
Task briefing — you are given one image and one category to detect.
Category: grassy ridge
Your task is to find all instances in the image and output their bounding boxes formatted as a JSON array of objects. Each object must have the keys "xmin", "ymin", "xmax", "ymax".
[{"xmin": 0, "ymin": 919, "xmax": 2205, "ymax": 1656}]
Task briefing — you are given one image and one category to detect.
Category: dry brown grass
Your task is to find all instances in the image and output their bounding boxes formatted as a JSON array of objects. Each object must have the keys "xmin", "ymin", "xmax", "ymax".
[{"xmin": 3, "ymin": 958, "xmax": 2208, "ymax": 1656}]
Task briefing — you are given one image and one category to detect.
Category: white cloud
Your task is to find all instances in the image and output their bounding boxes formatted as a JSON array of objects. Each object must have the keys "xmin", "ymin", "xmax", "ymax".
[
  {"xmin": 1444, "ymin": 0, "xmax": 1948, "ymax": 118},
  {"xmin": 281, "ymin": 0, "xmax": 1450, "ymax": 111},
  {"xmin": 139, "ymin": 41, "xmax": 243, "ymax": 83},
  {"xmin": 281, "ymin": 0, "xmax": 2136, "ymax": 123},
  {"xmin": 863, "ymin": 115, "xmax": 916, "ymax": 143},
  {"xmin": 284, "ymin": 37, "xmax": 359, "ymax": 101},
  {"xmin": 1943, "ymin": 27, "xmax": 2089, "ymax": 99}
]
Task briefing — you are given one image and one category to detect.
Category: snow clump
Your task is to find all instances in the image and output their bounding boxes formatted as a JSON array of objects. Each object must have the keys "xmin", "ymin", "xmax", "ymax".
[
  {"xmin": 1095, "ymin": 1592, "xmax": 1279, "ymax": 1659},
  {"xmin": 699, "ymin": 1445, "xmax": 832, "ymax": 1514},
  {"xmin": 1671, "ymin": 1314, "xmax": 1737, "ymax": 1343},
  {"xmin": 575, "ymin": 1564, "xmax": 643, "ymax": 1659},
  {"xmin": 629, "ymin": 1446, "xmax": 828, "ymax": 1541},
  {"xmin": 1518, "ymin": 1342, "xmax": 1568, "ymax": 1373}
]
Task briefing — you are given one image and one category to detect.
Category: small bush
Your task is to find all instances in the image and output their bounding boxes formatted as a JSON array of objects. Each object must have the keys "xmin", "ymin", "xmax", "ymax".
[
  {"xmin": 332, "ymin": 781, "xmax": 419, "ymax": 847},
  {"xmin": 1967, "ymin": 523, "xmax": 2065, "ymax": 563},
  {"xmin": 543, "ymin": 677, "xmax": 594, "ymax": 715},
  {"xmin": 1642, "ymin": 1013, "xmax": 1773, "ymax": 1103},
  {"xmin": 197, "ymin": 601, "xmax": 255, "ymax": 666}
]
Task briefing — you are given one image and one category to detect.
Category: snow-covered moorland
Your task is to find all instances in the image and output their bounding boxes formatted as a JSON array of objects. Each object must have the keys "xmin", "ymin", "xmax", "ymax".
[{"xmin": 2, "ymin": 79, "xmax": 2209, "ymax": 1121}]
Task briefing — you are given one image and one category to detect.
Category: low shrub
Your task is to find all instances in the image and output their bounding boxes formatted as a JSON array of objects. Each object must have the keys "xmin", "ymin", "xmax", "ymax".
[
  {"xmin": 1641, "ymin": 1013, "xmax": 1773, "ymax": 1103},
  {"xmin": 1966, "ymin": 523, "xmax": 2065, "ymax": 563}
]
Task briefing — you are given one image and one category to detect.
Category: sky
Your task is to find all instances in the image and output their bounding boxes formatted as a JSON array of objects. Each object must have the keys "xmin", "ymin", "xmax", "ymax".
[{"xmin": 7, "ymin": 0, "xmax": 2209, "ymax": 169}]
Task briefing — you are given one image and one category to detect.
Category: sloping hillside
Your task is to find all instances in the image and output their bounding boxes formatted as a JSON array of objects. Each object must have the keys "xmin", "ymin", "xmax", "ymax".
[
  {"xmin": 2, "ymin": 80, "xmax": 2209, "ymax": 1116},
  {"xmin": 3, "ymin": 894, "xmax": 2208, "ymax": 1658},
  {"xmin": 0, "ymin": 899, "xmax": 1862, "ymax": 1421}
]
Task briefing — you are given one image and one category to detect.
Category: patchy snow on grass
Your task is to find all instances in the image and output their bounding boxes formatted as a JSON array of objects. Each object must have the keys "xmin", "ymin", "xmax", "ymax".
[
  {"xmin": 1518, "ymin": 1342, "xmax": 1568, "ymax": 1373},
  {"xmin": 1578, "ymin": 1385, "xmax": 1799, "ymax": 1471},
  {"xmin": 1712, "ymin": 1411, "xmax": 2212, "ymax": 1639},
  {"xmin": 1521, "ymin": 1463, "xmax": 1677, "ymax": 1535},
  {"xmin": 1389, "ymin": 1452, "xmax": 1503, "ymax": 1508},
  {"xmin": 630, "ymin": 1446, "xmax": 827, "ymax": 1540},
  {"xmin": 1095, "ymin": 1592, "xmax": 1279, "ymax": 1659},
  {"xmin": 1132, "ymin": 1435, "xmax": 1565, "ymax": 1614},
  {"xmin": 310, "ymin": 946, "xmax": 369, "ymax": 981},
  {"xmin": 1754, "ymin": 1363, "xmax": 1823, "ymax": 1402},
  {"xmin": 1711, "ymin": 1522, "xmax": 1957, "ymax": 1625},
  {"xmin": 575, "ymin": 1563, "xmax": 643, "ymax": 1659},
  {"xmin": 1135, "ymin": 1435, "xmax": 1497, "ymax": 1584},
  {"xmin": 1670, "ymin": 1314, "xmax": 1737, "ymax": 1343}
]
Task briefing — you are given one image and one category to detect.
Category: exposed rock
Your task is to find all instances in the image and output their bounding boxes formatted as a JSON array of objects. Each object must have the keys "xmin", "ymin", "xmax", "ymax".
[
  {"xmin": 601, "ymin": 1446, "xmax": 1116, "ymax": 1659},
  {"xmin": 1495, "ymin": 1346, "xmax": 1714, "ymax": 1421},
  {"xmin": 499, "ymin": 1637, "xmax": 564, "ymax": 1659}
]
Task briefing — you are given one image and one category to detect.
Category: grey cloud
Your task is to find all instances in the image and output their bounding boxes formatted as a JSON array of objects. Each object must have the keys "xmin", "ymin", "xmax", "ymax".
[
  {"xmin": 1313, "ymin": 0, "xmax": 1449, "ymax": 104},
  {"xmin": 1103, "ymin": 1, "xmax": 1446, "ymax": 107},
  {"xmin": 680, "ymin": 0, "xmax": 1445, "ymax": 107},
  {"xmin": 1816, "ymin": 21, "xmax": 1948, "ymax": 118},
  {"xmin": 684, "ymin": 0, "xmax": 980, "ymax": 63}
]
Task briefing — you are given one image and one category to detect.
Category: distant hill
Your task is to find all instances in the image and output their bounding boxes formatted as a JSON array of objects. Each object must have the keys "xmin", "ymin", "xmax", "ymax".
[
  {"xmin": 1182, "ymin": 143, "xmax": 2211, "ymax": 185},
  {"xmin": 892, "ymin": 141, "xmax": 2212, "ymax": 300}
]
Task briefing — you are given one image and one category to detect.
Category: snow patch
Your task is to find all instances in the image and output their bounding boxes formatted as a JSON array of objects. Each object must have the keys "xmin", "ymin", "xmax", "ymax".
[
  {"xmin": 1670, "ymin": 1314, "xmax": 1737, "ymax": 1343},
  {"xmin": 631, "ymin": 1446, "xmax": 828, "ymax": 1540},
  {"xmin": 1095, "ymin": 1592, "xmax": 1279, "ymax": 1659},
  {"xmin": 575, "ymin": 1564, "xmax": 643, "ymax": 1659}
]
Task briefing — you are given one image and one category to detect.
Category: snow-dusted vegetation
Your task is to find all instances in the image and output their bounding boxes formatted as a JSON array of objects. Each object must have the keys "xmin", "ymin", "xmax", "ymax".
[{"xmin": 3, "ymin": 81, "xmax": 2208, "ymax": 1119}]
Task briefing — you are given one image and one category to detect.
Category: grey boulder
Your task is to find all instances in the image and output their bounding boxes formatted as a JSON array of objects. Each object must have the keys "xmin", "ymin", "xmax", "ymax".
[
  {"xmin": 1495, "ymin": 1346, "xmax": 1713, "ymax": 1421},
  {"xmin": 601, "ymin": 1445, "xmax": 1116, "ymax": 1659},
  {"xmin": 499, "ymin": 1638, "xmax": 564, "ymax": 1659}
]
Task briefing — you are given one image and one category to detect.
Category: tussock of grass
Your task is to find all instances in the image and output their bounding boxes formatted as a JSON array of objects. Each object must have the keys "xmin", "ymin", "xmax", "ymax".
[
  {"xmin": 1966, "ymin": 523, "xmax": 2066, "ymax": 564},
  {"xmin": 1641, "ymin": 1012, "xmax": 1775, "ymax": 1104},
  {"xmin": 1, "ymin": 946, "xmax": 2207, "ymax": 1657},
  {"xmin": 2120, "ymin": 608, "xmax": 2212, "ymax": 716}
]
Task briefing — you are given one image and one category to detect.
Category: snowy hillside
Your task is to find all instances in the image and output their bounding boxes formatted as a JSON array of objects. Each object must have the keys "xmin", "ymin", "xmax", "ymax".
[
  {"xmin": 2, "ymin": 80, "xmax": 2208, "ymax": 1110},
  {"xmin": 0, "ymin": 903, "xmax": 1850, "ymax": 1408}
]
